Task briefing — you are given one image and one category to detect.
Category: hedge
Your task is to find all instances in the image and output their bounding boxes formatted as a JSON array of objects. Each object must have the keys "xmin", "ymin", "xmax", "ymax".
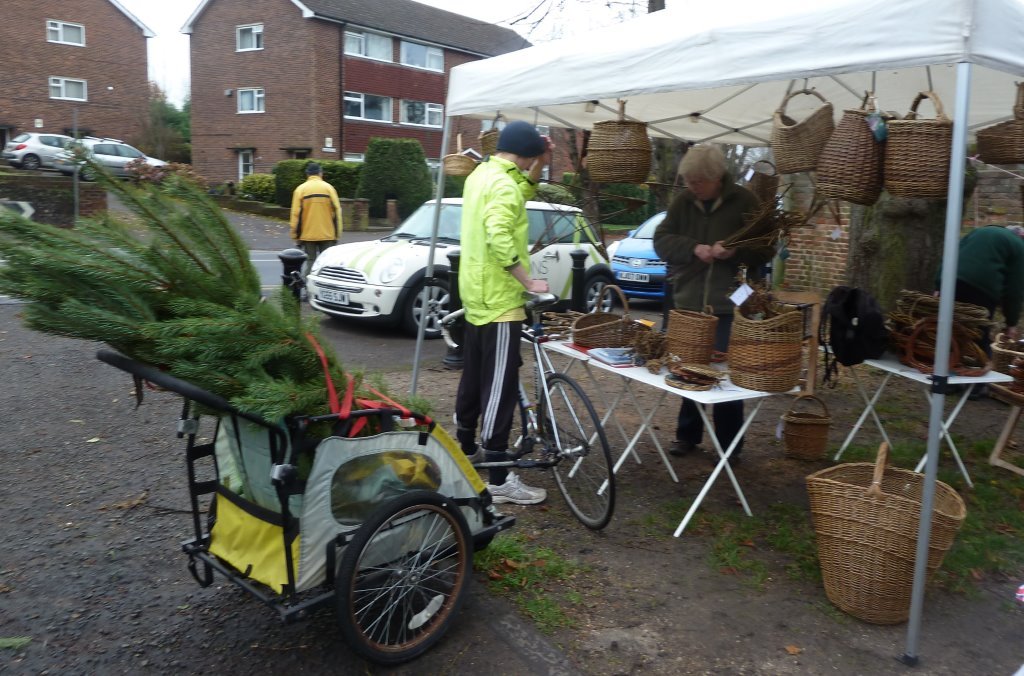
[
  {"xmin": 563, "ymin": 172, "xmax": 654, "ymax": 226},
  {"xmin": 356, "ymin": 138, "xmax": 433, "ymax": 219},
  {"xmin": 238, "ymin": 173, "xmax": 275, "ymax": 203},
  {"xmin": 272, "ymin": 159, "xmax": 362, "ymax": 207}
]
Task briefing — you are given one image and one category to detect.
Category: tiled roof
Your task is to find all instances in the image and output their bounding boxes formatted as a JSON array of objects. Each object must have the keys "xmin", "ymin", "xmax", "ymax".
[{"xmin": 300, "ymin": 0, "xmax": 530, "ymax": 56}]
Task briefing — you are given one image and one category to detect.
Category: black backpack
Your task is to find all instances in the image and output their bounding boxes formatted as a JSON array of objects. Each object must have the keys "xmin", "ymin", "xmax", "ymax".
[{"xmin": 820, "ymin": 286, "xmax": 888, "ymax": 385}]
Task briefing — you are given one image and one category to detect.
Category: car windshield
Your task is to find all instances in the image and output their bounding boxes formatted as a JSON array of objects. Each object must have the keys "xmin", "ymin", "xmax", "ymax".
[
  {"xmin": 633, "ymin": 212, "xmax": 666, "ymax": 239},
  {"xmin": 392, "ymin": 203, "xmax": 462, "ymax": 241}
]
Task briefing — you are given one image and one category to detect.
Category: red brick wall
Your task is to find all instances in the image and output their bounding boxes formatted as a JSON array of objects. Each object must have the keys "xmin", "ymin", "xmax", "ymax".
[{"xmin": 0, "ymin": 0, "xmax": 149, "ymax": 143}]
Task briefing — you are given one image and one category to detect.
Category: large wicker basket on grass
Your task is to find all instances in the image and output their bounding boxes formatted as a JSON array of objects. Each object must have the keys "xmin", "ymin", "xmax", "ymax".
[
  {"xmin": 806, "ymin": 442, "xmax": 966, "ymax": 625},
  {"xmin": 782, "ymin": 395, "xmax": 831, "ymax": 460}
]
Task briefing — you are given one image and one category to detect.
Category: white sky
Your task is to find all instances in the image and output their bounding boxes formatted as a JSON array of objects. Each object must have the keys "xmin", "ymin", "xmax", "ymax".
[{"xmin": 116, "ymin": 0, "xmax": 688, "ymax": 107}]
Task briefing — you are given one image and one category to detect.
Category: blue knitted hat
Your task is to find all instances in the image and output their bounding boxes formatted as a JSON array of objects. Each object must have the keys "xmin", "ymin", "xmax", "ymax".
[{"xmin": 496, "ymin": 121, "xmax": 545, "ymax": 158}]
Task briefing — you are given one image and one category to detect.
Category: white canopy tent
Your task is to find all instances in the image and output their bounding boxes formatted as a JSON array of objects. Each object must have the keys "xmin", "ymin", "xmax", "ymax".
[{"xmin": 420, "ymin": 0, "xmax": 1024, "ymax": 664}]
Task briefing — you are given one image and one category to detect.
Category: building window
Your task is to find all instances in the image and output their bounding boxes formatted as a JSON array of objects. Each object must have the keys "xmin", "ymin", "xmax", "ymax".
[
  {"xmin": 400, "ymin": 41, "xmax": 443, "ymax": 71},
  {"xmin": 400, "ymin": 101, "xmax": 443, "ymax": 127},
  {"xmin": 237, "ymin": 88, "xmax": 265, "ymax": 113},
  {"xmin": 236, "ymin": 24, "xmax": 264, "ymax": 51},
  {"xmin": 480, "ymin": 117, "xmax": 507, "ymax": 133},
  {"xmin": 343, "ymin": 153, "xmax": 365, "ymax": 163},
  {"xmin": 47, "ymin": 20, "xmax": 85, "ymax": 46},
  {"xmin": 344, "ymin": 31, "xmax": 391, "ymax": 61},
  {"xmin": 49, "ymin": 77, "xmax": 87, "ymax": 101},
  {"xmin": 238, "ymin": 150, "xmax": 254, "ymax": 179},
  {"xmin": 344, "ymin": 92, "xmax": 391, "ymax": 122}
]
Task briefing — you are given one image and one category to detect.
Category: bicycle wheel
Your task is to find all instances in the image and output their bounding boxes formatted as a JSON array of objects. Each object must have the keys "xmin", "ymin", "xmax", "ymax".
[
  {"xmin": 541, "ymin": 373, "xmax": 615, "ymax": 529},
  {"xmin": 335, "ymin": 490, "xmax": 472, "ymax": 665}
]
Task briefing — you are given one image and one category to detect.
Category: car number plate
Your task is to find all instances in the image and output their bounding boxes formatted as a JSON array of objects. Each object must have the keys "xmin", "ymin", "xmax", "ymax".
[
  {"xmin": 617, "ymin": 271, "xmax": 650, "ymax": 282},
  {"xmin": 319, "ymin": 288, "xmax": 350, "ymax": 304}
]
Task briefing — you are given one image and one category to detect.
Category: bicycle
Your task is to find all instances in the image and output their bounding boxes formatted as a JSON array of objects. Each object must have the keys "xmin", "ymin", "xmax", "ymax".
[{"xmin": 441, "ymin": 292, "xmax": 616, "ymax": 529}]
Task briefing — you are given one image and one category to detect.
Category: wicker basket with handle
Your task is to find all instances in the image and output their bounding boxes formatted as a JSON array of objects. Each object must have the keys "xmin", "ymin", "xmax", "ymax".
[
  {"xmin": 586, "ymin": 100, "xmax": 652, "ymax": 184},
  {"xmin": 442, "ymin": 133, "xmax": 478, "ymax": 177},
  {"xmin": 883, "ymin": 91, "xmax": 953, "ymax": 199},
  {"xmin": 571, "ymin": 284, "xmax": 649, "ymax": 349},
  {"xmin": 746, "ymin": 160, "xmax": 780, "ymax": 205},
  {"xmin": 816, "ymin": 93, "xmax": 885, "ymax": 205},
  {"xmin": 977, "ymin": 83, "xmax": 1024, "ymax": 165},
  {"xmin": 770, "ymin": 89, "xmax": 835, "ymax": 175},
  {"xmin": 781, "ymin": 394, "xmax": 831, "ymax": 460},
  {"xmin": 667, "ymin": 307, "xmax": 718, "ymax": 364},
  {"xmin": 728, "ymin": 306, "xmax": 803, "ymax": 392},
  {"xmin": 478, "ymin": 113, "xmax": 505, "ymax": 156},
  {"xmin": 806, "ymin": 442, "xmax": 966, "ymax": 624}
]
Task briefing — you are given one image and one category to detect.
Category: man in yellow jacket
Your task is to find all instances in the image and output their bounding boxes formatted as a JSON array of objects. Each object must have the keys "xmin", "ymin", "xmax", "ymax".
[
  {"xmin": 455, "ymin": 121, "xmax": 551, "ymax": 505},
  {"xmin": 290, "ymin": 162, "xmax": 342, "ymax": 276}
]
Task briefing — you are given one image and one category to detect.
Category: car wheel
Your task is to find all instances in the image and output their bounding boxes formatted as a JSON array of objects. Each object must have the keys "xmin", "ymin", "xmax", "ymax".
[
  {"xmin": 584, "ymin": 274, "xmax": 615, "ymax": 313},
  {"xmin": 79, "ymin": 166, "xmax": 97, "ymax": 182},
  {"xmin": 402, "ymin": 278, "xmax": 449, "ymax": 339},
  {"xmin": 20, "ymin": 154, "xmax": 41, "ymax": 171}
]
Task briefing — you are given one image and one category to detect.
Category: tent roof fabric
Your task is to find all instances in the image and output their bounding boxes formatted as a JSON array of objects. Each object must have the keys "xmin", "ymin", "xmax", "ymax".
[{"xmin": 446, "ymin": 0, "xmax": 1024, "ymax": 145}]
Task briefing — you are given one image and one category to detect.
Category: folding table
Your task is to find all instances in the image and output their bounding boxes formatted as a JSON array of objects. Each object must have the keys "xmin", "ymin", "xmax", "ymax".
[
  {"xmin": 542, "ymin": 340, "xmax": 785, "ymax": 536},
  {"xmin": 835, "ymin": 354, "xmax": 1012, "ymax": 487}
]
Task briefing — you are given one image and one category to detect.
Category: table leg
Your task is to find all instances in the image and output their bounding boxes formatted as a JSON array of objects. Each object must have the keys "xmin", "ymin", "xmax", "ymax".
[
  {"xmin": 914, "ymin": 385, "xmax": 975, "ymax": 487},
  {"xmin": 835, "ymin": 369, "xmax": 894, "ymax": 461},
  {"xmin": 989, "ymin": 405, "xmax": 1024, "ymax": 477},
  {"xmin": 578, "ymin": 362, "xmax": 638, "ymax": 464},
  {"xmin": 673, "ymin": 398, "xmax": 765, "ymax": 537},
  {"xmin": 620, "ymin": 380, "xmax": 677, "ymax": 481}
]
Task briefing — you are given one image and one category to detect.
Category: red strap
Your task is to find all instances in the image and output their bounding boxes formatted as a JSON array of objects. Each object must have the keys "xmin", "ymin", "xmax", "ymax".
[{"xmin": 304, "ymin": 333, "xmax": 340, "ymax": 414}]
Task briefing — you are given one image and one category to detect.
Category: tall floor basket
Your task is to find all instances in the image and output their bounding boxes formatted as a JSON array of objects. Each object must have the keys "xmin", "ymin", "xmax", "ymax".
[
  {"xmin": 806, "ymin": 442, "xmax": 966, "ymax": 625},
  {"xmin": 781, "ymin": 395, "xmax": 831, "ymax": 460}
]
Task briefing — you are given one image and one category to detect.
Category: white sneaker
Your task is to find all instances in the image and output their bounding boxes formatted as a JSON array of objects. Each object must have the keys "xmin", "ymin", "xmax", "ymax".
[{"xmin": 487, "ymin": 472, "xmax": 547, "ymax": 505}]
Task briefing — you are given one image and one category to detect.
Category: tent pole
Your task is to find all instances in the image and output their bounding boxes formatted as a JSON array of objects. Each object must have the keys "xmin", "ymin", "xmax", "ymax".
[
  {"xmin": 410, "ymin": 116, "xmax": 454, "ymax": 396},
  {"xmin": 902, "ymin": 60, "xmax": 973, "ymax": 666}
]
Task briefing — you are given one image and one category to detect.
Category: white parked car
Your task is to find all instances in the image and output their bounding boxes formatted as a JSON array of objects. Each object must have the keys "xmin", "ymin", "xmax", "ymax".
[
  {"xmin": 306, "ymin": 198, "xmax": 614, "ymax": 338},
  {"xmin": 52, "ymin": 137, "xmax": 166, "ymax": 179},
  {"xmin": 2, "ymin": 132, "xmax": 74, "ymax": 170}
]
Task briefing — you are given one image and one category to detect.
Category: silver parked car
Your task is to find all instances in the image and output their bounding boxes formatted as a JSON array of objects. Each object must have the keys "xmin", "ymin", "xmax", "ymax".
[
  {"xmin": 2, "ymin": 132, "xmax": 74, "ymax": 170},
  {"xmin": 52, "ymin": 137, "xmax": 167, "ymax": 179}
]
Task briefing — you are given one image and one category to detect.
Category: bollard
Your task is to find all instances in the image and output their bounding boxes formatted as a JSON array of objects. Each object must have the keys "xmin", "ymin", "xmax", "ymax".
[
  {"xmin": 570, "ymin": 249, "xmax": 588, "ymax": 313},
  {"xmin": 279, "ymin": 248, "xmax": 307, "ymax": 300},
  {"xmin": 443, "ymin": 251, "xmax": 464, "ymax": 369}
]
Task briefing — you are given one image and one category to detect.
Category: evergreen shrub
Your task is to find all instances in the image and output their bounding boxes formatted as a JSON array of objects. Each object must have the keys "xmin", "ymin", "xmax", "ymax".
[
  {"xmin": 238, "ymin": 173, "xmax": 275, "ymax": 203},
  {"xmin": 272, "ymin": 160, "xmax": 362, "ymax": 207},
  {"xmin": 356, "ymin": 138, "xmax": 433, "ymax": 219}
]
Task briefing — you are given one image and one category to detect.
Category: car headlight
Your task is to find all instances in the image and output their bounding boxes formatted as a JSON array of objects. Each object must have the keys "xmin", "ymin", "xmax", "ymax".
[{"xmin": 378, "ymin": 256, "xmax": 406, "ymax": 284}]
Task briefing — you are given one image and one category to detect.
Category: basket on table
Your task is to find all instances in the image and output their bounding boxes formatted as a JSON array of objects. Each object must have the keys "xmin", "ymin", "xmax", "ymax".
[
  {"xmin": 770, "ymin": 88, "xmax": 835, "ymax": 175},
  {"xmin": 571, "ymin": 284, "xmax": 650, "ymax": 349},
  {"xmin": 884, "ymin": 91, "xmax": 952, "ymax": 199},
  {"xmin": 816, "ymin": 92, "xmax": 885, "ymax": 205},
  {"xmin": 781, "ymin": 395, "xmax": 831, "ymax": 460},
  {"xmin": 664, "ymin": 363, "xmax": 724, "ymax": 392},
  {"xmin": 806, "ymin": 442, "xmax": 966, "ymax": 624},
  {"xmin": 667, "ymin": 307, "xmax": 718, "ymax": 364},
  {"xmin": 977, "ymin": 83, "xmax": 1024, "ymax": 165},
  {"xmin": 886, "ymin": 290, "xmax": 992, "ymax": 377},
  {"xmin": 442, "ymin": 134, "xmax": 478, "ymax": 177},
  {"xmin": 586, "ymin": 100, "xmax": 651, "ymax": 184},
  {"xmin": 728, "ymin": 305, "xmax": 804, "ymax": 392},
  {"xmin": 992, "ymin": 332, "xmax": 1024, "ymax": 376},
  {"xmin": 478, "ymin": 113, "xmax": 505, "ymax": 156}
]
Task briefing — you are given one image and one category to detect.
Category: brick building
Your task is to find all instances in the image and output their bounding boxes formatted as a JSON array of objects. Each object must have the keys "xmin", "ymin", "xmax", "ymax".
[
  {"xmin": 183, "ymin": 0, "xmax": 532, "ymax": 184},
  {"xmin": 0, "ymin": 0, "xmax": 153, "ymax": 148}
]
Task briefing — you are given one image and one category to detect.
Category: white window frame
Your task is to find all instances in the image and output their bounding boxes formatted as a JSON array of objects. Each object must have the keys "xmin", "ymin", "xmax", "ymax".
[
  {"xmin": 344, "ymin": 92, "xmax": 392, "ymax": 122},
  {"xmin": 237, "ymin": 88, "xmax": 265, "ymax": 114},
  {"xmin": 399, "ymin": 40, "xmax": 443, "ymax": 72},
  {"xmin": 236, "ymin": 24, "xmax": 264, "ymax": 51},
  {"xmin": 49, "ymin": 77, "xmax": 87, "ymax": 101},
  {"xmin": 400, "ymin": 100, "xmax": 443, "ymax": 128},
  {"xmin": 344, "ymin": 30, "xmax": 392, "ymax": 61},
  {"xmin": 343, "ymin": 153, "xmax": 365, "ymax": 163},
  {"xmin": 47, "ymin": 20, "xmax": 85, "ymax": 46},
  {"xmin": 238, "ymin": 150, "xmax": 254, "ymax": 180}
]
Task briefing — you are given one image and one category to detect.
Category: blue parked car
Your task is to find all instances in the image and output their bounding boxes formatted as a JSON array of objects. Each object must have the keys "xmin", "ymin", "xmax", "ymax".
[{"xmin": 607, "ymin": 211, "xmax": 667, "ymax": 300}]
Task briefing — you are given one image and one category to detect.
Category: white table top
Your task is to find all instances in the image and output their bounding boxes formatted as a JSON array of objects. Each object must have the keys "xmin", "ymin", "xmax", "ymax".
[
  {"xmin": 864, "ymin": 353, "xmax": 1012, "ymax": 386},
  {"xmin": 543, "ymin": 340, "xmax": 786, "ymax": 404}
]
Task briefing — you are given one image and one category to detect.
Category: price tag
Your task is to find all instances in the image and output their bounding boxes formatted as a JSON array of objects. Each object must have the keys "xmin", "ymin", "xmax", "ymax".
[
  {"xmin": 830, "ymin": 227, "xmax": 842, "ymax": 241},
  {"xmin": 744, "ymin": 167, "xmax": 755, "ymax": 181},
  {"xmin": 730, "ymin": 283, "xmax": 754, "ymax": 306}
]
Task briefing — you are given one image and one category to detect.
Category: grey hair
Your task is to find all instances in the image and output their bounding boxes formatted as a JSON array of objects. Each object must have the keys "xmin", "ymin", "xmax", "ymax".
[{"xmin": 678, "ymin": 144, "xmax": 727, "ymax": 181}]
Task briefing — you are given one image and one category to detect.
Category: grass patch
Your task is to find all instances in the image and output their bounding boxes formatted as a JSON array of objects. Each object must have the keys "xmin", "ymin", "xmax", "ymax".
[{"xmin": 473, "ymin": 532, "xmax": 587, "ymax": 633}]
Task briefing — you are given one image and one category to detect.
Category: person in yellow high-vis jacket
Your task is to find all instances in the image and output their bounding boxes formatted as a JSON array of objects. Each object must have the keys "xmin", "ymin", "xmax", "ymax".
[{"xmin": 290, "ymin": 162, "xmax": 342, "ymax": 276}]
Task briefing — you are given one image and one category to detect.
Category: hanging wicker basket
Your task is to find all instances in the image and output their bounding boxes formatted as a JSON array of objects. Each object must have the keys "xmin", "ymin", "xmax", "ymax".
[
  {"xmin": 977, "ymin": 83, "xmax": 1024, "ymax": 165},
  {"xmin": 442, "ymin": 133, "xmax": 478, "ymax": 177},
  {"xmin": 806, "ymin": 442, "xmax": 966, "ymax": 625},
  {"xmin": 478, "ymin": 113, "xmax": 505, "ymax": 156},
  {"xmin": 586, "ymin": 100, "xmax": 652, "ymax": 184},
  {"xmin": 781, "ymin": 394, "xmax": 831, "ymax": 460},
  {"xmin": 883, "ymin": 91, "xmax": 953, "ymax": 199},
  {"xmin": 667, "ymin": 307, "xmax": 718, "ymax": 364},
  {"xmin": 746, "ymin": 160, "xmax": 780, "ymax": 205},
  {"xmin": 728, "ymin": 306, "xmax": 803, "ymax": 392},
  {"xmin": 816, "ymin": 93, "xmax": 885, "ymax": 205},
  {"xmin": 571, "ymin": 284, "xmax": 650, "ymax": 349},
  {"xmin": 770, "ymin": 89, "xmax": 835, "ymax": 175}
]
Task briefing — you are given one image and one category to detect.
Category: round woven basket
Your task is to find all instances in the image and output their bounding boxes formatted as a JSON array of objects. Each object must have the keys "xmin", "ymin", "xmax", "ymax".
[
  {"xmin": 770, "ymin": 89, "xmax": 835, "ymax": 175},
  {"xmin": 664, "ymin": 363, "xmax": 724, "ymax": 391},
  {"xmin": 977, "ymin": 83, "xmax": 1024, "ymax": 165},
  {"xmin": 806, "ymin": 442, "xmax": 966, "ymax": 625},
  {"xmin": 781, "ymin": 394, "xmax": 831, "ymax": 460},
  {"xmin": 728, "ymin": 307, "xmax": 803, "ymax": 392},
  {"xmin": 667, "ymin": 307, "xmax": 718, "ymax": 364},
  {"xmin": 571, "ymin": 284, "xmax": 649, "ymax": 349},
  {"xmin": 586, "ymin": 101, "xmax": 651, "ymax": 184},
  {"xmin": 884, "ymin": 91, "xmax": 952, "ymax": 199},
  {"xmin": 816, "ymin": 95, "xmax": 884, "ymax": 205}
]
